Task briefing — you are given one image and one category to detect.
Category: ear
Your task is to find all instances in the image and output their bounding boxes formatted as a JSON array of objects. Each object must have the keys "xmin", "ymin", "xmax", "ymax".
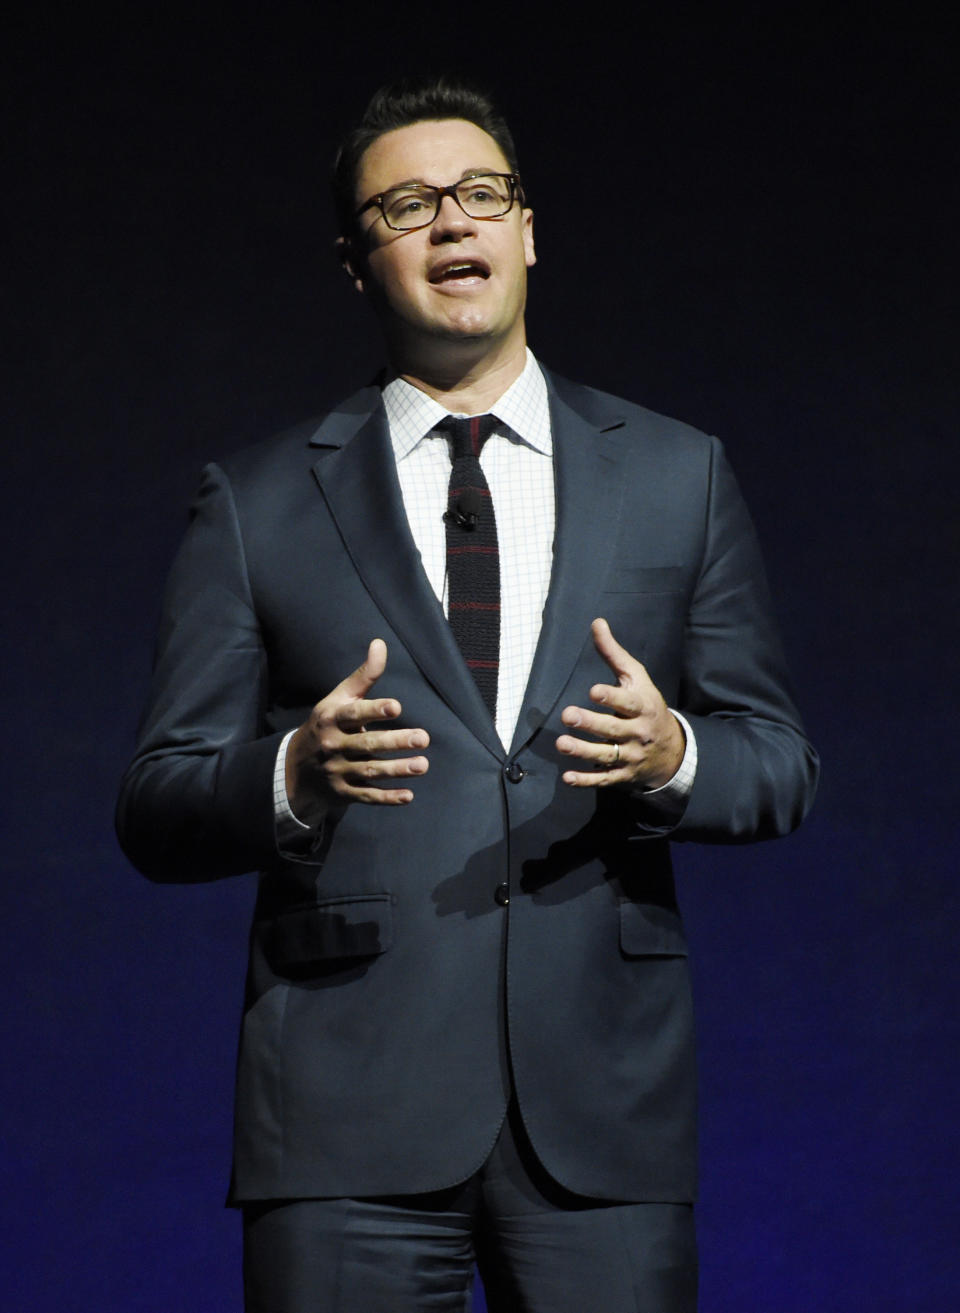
[
  {"xmin": 336, "ymin": 235, "xmax": 366, "ymax": 294},
  {"xmin": 522, "ymin": 208, "xmax": 536, "ymax": 269}
]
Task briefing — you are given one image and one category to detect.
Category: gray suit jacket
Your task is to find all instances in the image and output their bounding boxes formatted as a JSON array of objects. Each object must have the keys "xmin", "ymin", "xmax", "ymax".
[{"xmin": 117, "ymin": 370, "xmax": 818, "ymax": 1203}]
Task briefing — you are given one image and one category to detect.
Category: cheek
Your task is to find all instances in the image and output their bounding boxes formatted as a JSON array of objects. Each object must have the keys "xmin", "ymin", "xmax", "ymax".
[
  {"xmin": 367, "ymin": 230, "xmax": 412, "ymax": 273},
  {"xmin": 369, "ymin": 252, "xmax": 422, "ymax": 304}
]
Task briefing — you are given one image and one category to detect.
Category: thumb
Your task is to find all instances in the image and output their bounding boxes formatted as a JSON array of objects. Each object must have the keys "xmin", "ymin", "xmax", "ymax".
[
  {"xmin": 339, "ymin": 638, "xmax": 388, "ymax": 700},
  {"xmin": 591, "ymin": 618, "xmax": 635, "ymax": 685}
]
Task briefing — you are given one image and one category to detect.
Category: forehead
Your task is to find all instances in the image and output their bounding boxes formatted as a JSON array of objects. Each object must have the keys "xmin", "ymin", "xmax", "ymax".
[{"xmin": 355, "ymin": 118, "xmax": 511, "ymax": 201}]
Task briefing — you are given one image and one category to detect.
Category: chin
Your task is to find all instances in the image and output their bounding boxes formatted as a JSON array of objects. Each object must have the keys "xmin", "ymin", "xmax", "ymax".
[
  {"xmin": 436, "ymin": 324, "xmax": 491, "ymax": 344},
  {"xmin": 436, "ymin": 309, "xmax": 497, "ymax": 340}
]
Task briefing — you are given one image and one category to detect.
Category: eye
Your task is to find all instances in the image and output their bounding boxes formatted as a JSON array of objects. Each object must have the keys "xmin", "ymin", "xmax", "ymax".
[
  {"xmin": 384, "ymin": 189, "xmax": 432, "ymax": 221},
  {"xmin": 459, "ymin": 178, "xmax": 510, "ymax": 212}
]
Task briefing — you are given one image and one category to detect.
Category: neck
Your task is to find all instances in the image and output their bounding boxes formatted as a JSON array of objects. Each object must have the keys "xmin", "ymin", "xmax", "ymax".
[{"xmin": 388, "ymin": 335, "xmax": 529, "ymax": 415}]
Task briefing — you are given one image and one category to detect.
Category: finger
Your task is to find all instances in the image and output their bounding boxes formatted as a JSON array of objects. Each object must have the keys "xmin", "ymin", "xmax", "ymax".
[
  {"xmin": 334, "ymin": 639, "xmax": 389, "ymax": 703},
  {"xmin": 341, "ymin": 784, "xmax": 417, "ymax": 806},
  {"xmin": 556, "ymin": 733, "xmax": 624, "ymax": 766},
  {"xmin": 336, "ymin": 727, "xmax": 430, "ymax": 759},
  {"xmin": 561, "ymin": 765, "xmax": 621, "ymax": 788},
  {"xmin": 560, "ymin": 704, "xmax": 632, "ymax": 739},
  {"xmin": 588, "ymin": 681, "xmax": 649, "ymax": 717},
  {"xmin": 335, "ymin": 696, "xmax": 405, "ymax": 731},
  {"xmin": 332, "ymin": 753, "xmax": 430, "ymax": 783},
  {"xmin": 328, "ymin": 754, "xmax": 429, "ymax": 804}
]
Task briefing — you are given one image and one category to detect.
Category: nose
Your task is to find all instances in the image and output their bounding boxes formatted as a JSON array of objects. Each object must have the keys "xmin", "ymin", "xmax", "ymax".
[{"xmin": 429, "ymin": 193, "xmax": 477, "ymax": 243}]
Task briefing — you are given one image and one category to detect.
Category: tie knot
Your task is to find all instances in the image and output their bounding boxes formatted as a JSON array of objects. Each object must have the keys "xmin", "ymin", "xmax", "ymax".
[{"xmin": 438, "ymin": 414, "xmax": 499, "ymax": 461}]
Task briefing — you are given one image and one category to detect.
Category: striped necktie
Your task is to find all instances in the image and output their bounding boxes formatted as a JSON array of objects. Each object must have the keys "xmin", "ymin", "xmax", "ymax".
[{"xmin": 438, "ymin": 414, "xmax": 500, "ymax": 718}]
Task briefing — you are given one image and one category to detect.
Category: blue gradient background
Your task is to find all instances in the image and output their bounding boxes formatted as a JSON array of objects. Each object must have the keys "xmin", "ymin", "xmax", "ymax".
[{"xmin": 4, "ymin": 5, "xmax": 957, "ymax": 1310}]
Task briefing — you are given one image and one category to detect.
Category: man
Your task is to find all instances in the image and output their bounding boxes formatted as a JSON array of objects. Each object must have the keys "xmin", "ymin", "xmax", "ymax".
[{"xmin": 118, "ymin": 76, "xmax": 818, "ymax": 1313}]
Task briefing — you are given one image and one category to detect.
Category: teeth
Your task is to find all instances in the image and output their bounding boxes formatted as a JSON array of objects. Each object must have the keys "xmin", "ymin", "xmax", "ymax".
[
  {"xmin": 430, "ymin": 262, "xmax": 488, "ymax": 283},
  {"xmin": 438, "ymin": 263, "xmax": 483, "ymax": 278}
]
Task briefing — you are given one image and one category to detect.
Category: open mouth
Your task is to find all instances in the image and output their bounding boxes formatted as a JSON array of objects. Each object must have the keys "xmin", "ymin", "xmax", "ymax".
[{"xmin": 428, "ymin": 260, "xmax": 490, "ymax": 284}]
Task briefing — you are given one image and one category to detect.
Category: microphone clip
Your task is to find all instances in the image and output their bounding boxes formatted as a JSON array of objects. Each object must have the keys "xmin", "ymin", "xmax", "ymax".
[{"xmin": 444, "ymin": 489, "xmax": 483, "ymax": 531}]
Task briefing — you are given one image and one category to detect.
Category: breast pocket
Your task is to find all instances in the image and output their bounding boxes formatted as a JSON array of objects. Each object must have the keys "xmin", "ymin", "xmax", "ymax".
[{"xmin": 603, "ymin": 565, "xmax": 686, "ymax": 595}]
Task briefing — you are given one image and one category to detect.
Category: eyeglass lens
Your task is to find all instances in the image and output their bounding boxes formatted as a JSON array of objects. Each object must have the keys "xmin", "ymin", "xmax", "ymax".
[{"xmin": 382, "ymin": 175, "xmax": 514, "ymax": 230}]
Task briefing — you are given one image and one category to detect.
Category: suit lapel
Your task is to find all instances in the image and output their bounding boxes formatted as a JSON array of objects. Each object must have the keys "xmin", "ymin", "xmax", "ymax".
[
  {"xmin": 310, "ymin": 395, "xmax": 504, "ymax": 759},
  {"xmin": 508, "ymin": 374, "xmax": 627, "ymax": 756}
]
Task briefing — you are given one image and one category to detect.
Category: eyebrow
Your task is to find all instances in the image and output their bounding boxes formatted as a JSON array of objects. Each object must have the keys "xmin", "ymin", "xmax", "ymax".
[{"xmin": 379, "ymin": 168, "xmax": 500, "ymax": 192}]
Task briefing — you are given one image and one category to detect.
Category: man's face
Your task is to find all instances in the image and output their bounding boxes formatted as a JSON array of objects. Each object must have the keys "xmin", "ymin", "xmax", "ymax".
[{"xmin": 345, "ymin": 118, "xmax": 536, "ymax": 363}]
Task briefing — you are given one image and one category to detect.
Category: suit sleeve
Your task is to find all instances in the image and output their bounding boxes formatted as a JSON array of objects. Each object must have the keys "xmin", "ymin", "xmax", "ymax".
[
  {"xmin": 116, "ymin": 462, "xmax": 286, "ymax": 881},
  {"xmin": 662, "ymin": 436, "xmax": 819, "ymax": 842}
]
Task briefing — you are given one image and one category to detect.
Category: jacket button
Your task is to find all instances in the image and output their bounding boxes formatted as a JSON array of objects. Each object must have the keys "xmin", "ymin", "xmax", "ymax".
[
  {"xmin": 494, "ymin": 882, "xmax": 510, "ymax": 906},
  {"xmin": 505, "ymin": 759, "xmax": 525, "ymax": 783}
]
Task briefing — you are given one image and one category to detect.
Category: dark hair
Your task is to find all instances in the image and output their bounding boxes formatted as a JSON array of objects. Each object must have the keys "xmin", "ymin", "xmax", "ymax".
[{"xmin": 332, "ymin": 75, "xmax": 520, "ymax": 235}]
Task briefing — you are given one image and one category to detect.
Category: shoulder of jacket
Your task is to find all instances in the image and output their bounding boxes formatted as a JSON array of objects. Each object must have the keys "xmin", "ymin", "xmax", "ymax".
[
  {"xmin": 542, "ymin": 365, "xmax": 719, "ymax": 456},
  {"xmin": 212, "ymin": 384, "xmax": 382, "ymax": 485}
]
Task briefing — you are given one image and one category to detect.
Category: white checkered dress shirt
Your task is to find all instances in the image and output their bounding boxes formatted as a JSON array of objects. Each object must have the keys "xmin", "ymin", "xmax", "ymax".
[
  {"xmin": 274, "ymin": 351, "xmax": 695, "ymax": 838},
  {"xmin": 384, "ymin": 348, "xmax": 554, "ymax": 749}
]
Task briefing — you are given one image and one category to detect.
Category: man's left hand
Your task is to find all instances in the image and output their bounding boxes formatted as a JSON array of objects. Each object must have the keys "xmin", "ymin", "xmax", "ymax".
[{"xmin": 557, "ymin": 618, "xmax": 685, "ymax": 790}]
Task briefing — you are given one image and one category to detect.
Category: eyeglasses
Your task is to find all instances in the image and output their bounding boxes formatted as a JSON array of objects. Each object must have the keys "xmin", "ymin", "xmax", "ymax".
[{"xmin": 355, "ymin": 172, "xmax": 524, "ymax": 232}]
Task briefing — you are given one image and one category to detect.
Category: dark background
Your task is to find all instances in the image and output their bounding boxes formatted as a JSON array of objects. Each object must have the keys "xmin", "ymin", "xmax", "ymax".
[{"xmin": 4, "ymin": 3, "xmax": 957, "ymax": 1309}]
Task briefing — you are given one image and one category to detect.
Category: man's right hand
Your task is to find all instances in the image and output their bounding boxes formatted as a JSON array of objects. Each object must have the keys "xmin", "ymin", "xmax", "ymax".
[{"xmin": 285, "ymin": 639, "xmax": 429, "ymax": 820}]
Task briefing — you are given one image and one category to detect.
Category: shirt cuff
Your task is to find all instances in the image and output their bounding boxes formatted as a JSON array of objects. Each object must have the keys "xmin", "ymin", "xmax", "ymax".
[
  {"xmin": 274, "ymin": 729, "xmax": 323, "ymax": 849},
  {"xmin": 636, "ymin": 711, "xmax": 697, "ymax": 814}
]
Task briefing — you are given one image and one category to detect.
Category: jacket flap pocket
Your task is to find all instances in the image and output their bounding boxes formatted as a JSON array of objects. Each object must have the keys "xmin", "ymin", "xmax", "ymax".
[
  {"xmin": 619, "ymin": 901, "xmax": 688, "ymax": 958},
  {"xmin": 605, "ymin": 565, "xmax": 685, "ymax": 594},
  {"xmin": 266, "ymin": 894, "xmax": 393, "ymax": 969}
]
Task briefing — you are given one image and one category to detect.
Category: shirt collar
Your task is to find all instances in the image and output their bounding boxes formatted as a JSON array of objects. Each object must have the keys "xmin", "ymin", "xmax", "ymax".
[{"xmin": 382, "ymin": 348, "xmax": 552, "ymax": 461}]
